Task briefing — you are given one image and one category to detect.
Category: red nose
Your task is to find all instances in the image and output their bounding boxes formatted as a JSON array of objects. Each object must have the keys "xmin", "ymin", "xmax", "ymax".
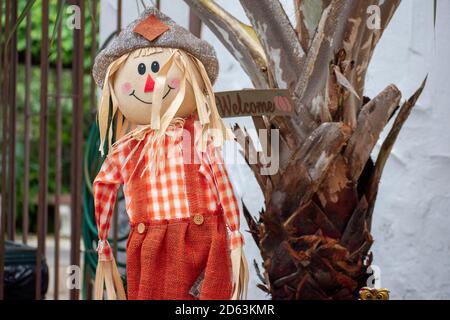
[{"xmin": 144, "ymin": 74, "xmax": 155, "ymax": 93}]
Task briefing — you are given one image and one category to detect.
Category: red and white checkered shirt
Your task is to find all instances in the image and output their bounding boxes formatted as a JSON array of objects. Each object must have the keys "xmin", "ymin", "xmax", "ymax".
[{"xmin": 93, "ymin": 119, "xmax": 244, "ymax": 261}]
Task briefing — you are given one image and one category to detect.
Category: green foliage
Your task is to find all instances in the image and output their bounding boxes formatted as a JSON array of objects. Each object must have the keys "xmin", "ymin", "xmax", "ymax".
[{"xmin": 14, "ymin": 0, "xmax": 98, "ymax": 69}]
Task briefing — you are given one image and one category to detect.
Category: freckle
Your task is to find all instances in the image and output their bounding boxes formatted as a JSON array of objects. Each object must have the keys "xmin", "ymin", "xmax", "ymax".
[
  {"xmin": 170, "ymin": 78, "xmax": 180, "ymax": 89},
  {"xmin": 122, "ymin": 82, "xmax": 132, "ymax": 94}
]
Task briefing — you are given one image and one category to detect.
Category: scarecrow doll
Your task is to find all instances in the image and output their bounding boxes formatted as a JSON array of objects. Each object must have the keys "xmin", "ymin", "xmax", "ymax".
[{"xmin": 91, "ymin": 7, "xmax": 248, "ymax": 300}]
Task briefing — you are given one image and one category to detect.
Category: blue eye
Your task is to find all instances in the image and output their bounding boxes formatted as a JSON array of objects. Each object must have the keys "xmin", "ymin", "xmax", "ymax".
[
  {"xmin": 138, "ymin": 63, "xmax": 146, "ymax": 75},
  {"xmin": 151, "ymin": 61, "xmax": 160, "ymax": 73}
]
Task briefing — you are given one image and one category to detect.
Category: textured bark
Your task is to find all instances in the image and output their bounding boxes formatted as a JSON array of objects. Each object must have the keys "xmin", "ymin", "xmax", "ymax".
[
  {"xmin": 365, "ymin": 78, "xmax": 427, "ymax": 228},
  {"xmin": 344, "ymin": 84, "xmax": 401, "ymax": 181},
  {"xmin": 184, "ymin": 0, "xmax": 270, "ymax": 88},
  {"xmin": 294, "ymin": 0, "xmax": 332, "ymax": 50},
  {"xmin": 239, "ymin": 0, "xmax": 306, "ymax": 90},
  {"xmin": 184, "ymin": 0, "xmax": 425, "ymax": 299}
]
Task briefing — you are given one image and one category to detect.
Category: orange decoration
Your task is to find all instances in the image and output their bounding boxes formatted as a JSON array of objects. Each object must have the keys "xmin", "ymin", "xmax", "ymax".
[{"xmin": 133, "ymin": 14, "xmax": 170, "ymax": 41}]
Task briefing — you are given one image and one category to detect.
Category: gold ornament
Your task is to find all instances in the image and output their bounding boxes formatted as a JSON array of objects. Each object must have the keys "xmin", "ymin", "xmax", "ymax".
[{"xmin": 359, "ymin": 287, "xmax": 390, "ymax": 300}]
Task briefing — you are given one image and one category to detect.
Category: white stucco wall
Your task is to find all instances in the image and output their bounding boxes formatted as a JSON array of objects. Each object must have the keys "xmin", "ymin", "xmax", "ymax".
[
  {"xmin": 100, "ymin": 0, "xmax": 450, "ymax": 299},
  {"xmin": 368, "ymin": 0, "xmax": 450, "ymax": 300}
]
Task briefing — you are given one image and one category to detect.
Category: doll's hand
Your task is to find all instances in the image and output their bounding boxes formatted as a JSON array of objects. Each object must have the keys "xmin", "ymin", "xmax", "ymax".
[
  {"xmin": 230, "ymin": 246, "xmax": 249, "ymax": 300},
  {"xmin": 94, "ymin": 259, "xmax": 126, "ymax": 300}
]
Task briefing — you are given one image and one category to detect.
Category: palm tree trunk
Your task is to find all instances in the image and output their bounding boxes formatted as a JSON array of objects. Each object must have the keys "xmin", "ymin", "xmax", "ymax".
[{"xmin": 184, "ymin": 0, "xmax": 426, "ymax": 299}]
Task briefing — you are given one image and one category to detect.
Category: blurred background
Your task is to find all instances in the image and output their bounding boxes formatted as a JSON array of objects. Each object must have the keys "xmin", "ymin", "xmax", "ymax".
[{"xmin": 0, "ymin": 0, "xmax": 449, "ymax": 299}]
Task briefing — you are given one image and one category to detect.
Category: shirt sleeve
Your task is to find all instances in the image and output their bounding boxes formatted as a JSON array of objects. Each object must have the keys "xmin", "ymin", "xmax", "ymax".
[
  {"xmin": 208, "ymin": 146, "xmax": 244, "ymax": 250},
  {"xmin": 93, "ymin": 151, "xmax": 122, "ymax": 261}
]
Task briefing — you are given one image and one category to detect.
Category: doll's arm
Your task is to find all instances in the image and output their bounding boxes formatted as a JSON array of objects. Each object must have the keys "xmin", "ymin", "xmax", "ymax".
[
  {"xmin": 209, "ymin": 153, "xmax": 244, "ymax": 250},
  {"xmin": 208, "ymin": 147, "xmax": 249, "ymax": 299},
  {"xmin": 93, "ymin": 152, "xmax": 126, "ymax": 300},
  {"xmin": 93, "ymin": 152, "xmax": 122, "ymax": 261}
]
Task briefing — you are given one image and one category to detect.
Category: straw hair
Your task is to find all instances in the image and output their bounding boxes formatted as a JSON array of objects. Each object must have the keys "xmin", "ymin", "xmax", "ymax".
[{"xmin": 97, "ymin": 47, "xmax": 233, "ymax": 157}]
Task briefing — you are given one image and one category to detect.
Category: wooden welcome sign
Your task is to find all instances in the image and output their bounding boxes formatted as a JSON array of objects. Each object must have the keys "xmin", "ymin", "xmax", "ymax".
[{"xmin": 214, "ymin": 89, "xmax": 295, "ymax": 118}]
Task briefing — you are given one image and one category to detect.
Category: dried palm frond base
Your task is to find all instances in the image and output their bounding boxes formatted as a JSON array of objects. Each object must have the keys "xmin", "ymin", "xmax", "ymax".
[{"xmin": 242, "ymin": 82, "xmax": 425, "ymax": 299}]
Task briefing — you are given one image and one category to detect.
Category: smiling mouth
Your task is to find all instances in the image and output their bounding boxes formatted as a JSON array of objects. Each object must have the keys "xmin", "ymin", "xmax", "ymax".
[{"xmin": 129, "ymin": 85, "xmax": 174, "ymax": 104}]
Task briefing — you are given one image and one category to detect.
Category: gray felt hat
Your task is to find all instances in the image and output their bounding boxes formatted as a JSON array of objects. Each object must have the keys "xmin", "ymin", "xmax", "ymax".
[{"xmin": 93, "ymin": 7, "xmax": 219, "ymax": 88}]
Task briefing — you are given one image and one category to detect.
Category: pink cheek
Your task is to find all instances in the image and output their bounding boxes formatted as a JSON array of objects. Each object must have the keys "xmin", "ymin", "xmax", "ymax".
[
  {"xmin": 121, "ymin": 82, "xmax": 133, "ymax": 94},
  {"xmin": 169, "ymin": 78, "xmax": 180, "ymax": 89}
]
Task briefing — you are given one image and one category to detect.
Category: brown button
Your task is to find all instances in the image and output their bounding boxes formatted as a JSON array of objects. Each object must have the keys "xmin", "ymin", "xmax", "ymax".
[
  {"xmin": 193, "ymin": 214, "xmax": 204, "ymax": 225},
  {"xmin": 137, "ymin": 223, "xmax": 146, "ymax": 234}
]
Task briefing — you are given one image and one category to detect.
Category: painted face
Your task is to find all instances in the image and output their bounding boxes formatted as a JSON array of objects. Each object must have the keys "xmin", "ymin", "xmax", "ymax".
[{"xmin": 113, "ymin": 49, "xmax": 187, "ymax": 125}]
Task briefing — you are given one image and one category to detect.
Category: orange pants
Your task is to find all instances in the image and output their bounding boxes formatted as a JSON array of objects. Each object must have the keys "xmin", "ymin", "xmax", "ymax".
[
  {"xmin": 125, "ymin": 120, "xmax": 233, "ymax": 300},
  {"xmin": 125, "ymin": 209, "xmax": 233, "ymax": 300}
]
